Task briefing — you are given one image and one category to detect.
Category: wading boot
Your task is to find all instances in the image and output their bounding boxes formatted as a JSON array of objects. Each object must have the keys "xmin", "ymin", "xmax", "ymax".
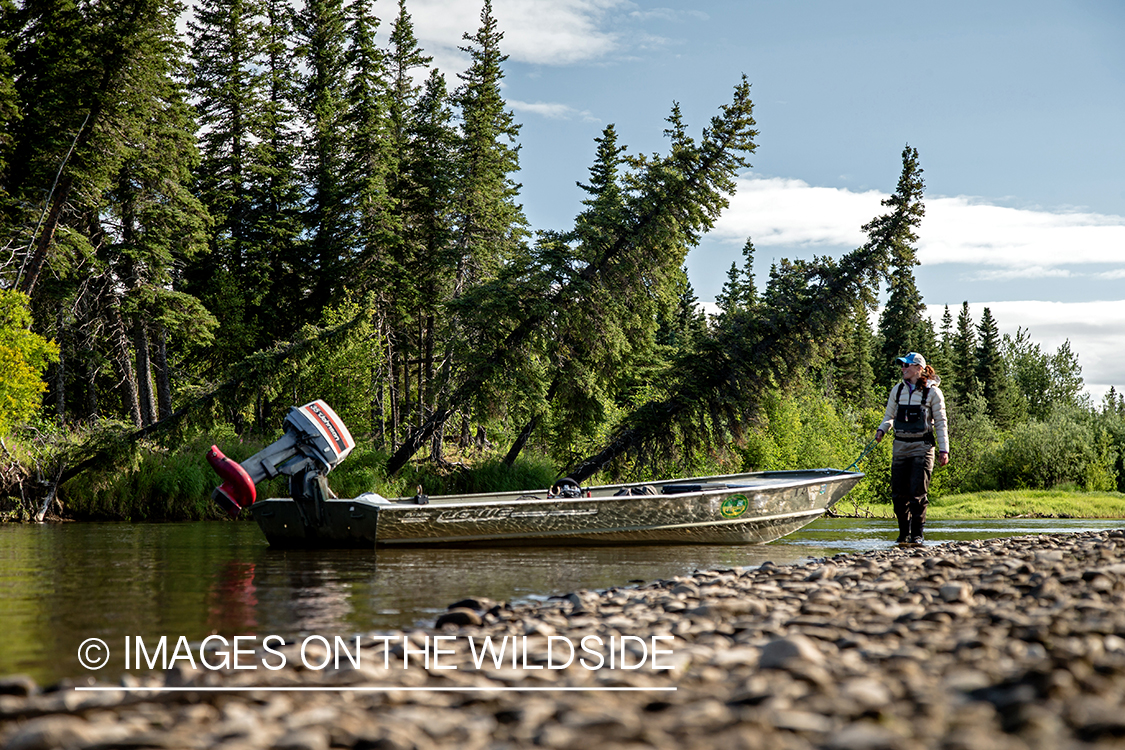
[{"xmin": 895, "ymin": 517, "xmax": 910, "ymax": 544}]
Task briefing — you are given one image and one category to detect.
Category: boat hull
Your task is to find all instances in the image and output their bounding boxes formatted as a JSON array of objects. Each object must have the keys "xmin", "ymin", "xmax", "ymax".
[{"xmin": 249, "ymin": 469, "xmax": 863, "ymax": 549}]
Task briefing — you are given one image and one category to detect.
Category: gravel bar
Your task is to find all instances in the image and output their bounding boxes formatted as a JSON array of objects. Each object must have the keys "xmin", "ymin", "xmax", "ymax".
[{"xmin": 2, "ymin": 528, "xmax": 1124, "ymax": 750}]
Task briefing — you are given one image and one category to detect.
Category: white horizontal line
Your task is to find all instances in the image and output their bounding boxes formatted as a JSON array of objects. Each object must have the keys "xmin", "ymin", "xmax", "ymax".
[{"xmin": 74, "ymin": 686, "xmax": 677, "ymax": 692}]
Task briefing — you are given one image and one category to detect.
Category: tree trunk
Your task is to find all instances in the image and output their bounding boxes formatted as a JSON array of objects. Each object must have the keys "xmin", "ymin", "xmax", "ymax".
[
  {"xmin": 152, "ymin": 324, "xmax": 173, "ymax": 420},
  {"xmin": 111, "ymin": 311, "xmax": 142, "ymax": 428},
  {"xmin": 503, "ymin": 377, "xmax": 559, "ymax": 466},
  {"xmin": 83, "ymin": 353, "xmax": 99, "ymax": 421},
  {"xmin": 134, "ymin": 320, "xmax": 156, "ymax": 426}
]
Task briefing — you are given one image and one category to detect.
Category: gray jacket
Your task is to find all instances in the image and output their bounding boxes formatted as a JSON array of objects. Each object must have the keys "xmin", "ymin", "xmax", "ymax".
[{"xmin": 878, "ymin": 378, "xmax": 950, "ymax": 454}]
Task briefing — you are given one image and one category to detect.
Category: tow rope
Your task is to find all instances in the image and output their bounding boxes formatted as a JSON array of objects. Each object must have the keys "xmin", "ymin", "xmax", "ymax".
[{"xmin": 845, "ymin": 437, "xmax": 880, "ymax": 472}]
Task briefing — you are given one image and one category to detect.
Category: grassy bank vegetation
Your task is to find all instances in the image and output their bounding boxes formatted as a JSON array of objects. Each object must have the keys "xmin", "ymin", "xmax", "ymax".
[
  {"xmin": 926, "ymin": 489, "xmax": 1125, "ymax": 521},
  {"xmin": 5, "ymin": 429, "xmax": 562, "ymax": 522}
]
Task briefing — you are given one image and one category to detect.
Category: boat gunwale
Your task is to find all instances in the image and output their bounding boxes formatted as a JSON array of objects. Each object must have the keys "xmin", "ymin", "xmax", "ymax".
[{"xmin": 255, "ymin": 468, "xmax": 864, "ymax": 510}]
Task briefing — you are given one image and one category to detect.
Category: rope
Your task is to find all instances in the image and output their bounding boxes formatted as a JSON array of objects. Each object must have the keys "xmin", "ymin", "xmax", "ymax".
[{"xmin": 845, "ymin": 437, "xmax": 880, "ymax": 472}]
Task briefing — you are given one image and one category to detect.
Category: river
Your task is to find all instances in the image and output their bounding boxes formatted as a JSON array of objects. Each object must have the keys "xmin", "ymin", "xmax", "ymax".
[{"xmin": 1, "ymin": 517, "xmax": 1121, "ymax": 685}]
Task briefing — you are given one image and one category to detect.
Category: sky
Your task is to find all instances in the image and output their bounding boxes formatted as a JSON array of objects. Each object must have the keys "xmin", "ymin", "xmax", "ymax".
[{"xmin": 383, "ymin": 0, "xmax": 1125, "ymax": 399}]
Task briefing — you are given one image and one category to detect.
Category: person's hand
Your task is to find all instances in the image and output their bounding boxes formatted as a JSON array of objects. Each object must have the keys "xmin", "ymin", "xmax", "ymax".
[
  {"xmin": 938, "ymin": 451, "xmax": 949, "ymax": 467},
  {"xmin": 874, "ymin": 429, "xmax": 884, "ymax": 443}
]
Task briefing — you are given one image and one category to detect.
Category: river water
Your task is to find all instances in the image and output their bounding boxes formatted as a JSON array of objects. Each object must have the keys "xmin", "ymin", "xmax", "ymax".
[{"xmin": 1, "ymin": 517, "xmax": 1122, "ymax": 685}]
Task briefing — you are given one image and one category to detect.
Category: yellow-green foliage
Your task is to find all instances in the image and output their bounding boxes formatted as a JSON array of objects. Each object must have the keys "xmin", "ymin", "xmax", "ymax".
[
  {"xmin": 928, "ymin": 489, "xmax": 1125, "ymax": 520},
  {"xmin": 0, "ymin": 290, "xmax": 59, "ymax": 434},
  {"xmin": 741, "ymin": 389, "xmax": 855, "ymax": 471}
]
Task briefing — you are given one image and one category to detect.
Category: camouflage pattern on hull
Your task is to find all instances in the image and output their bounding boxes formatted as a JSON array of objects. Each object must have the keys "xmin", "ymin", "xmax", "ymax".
[{"xmin": 249, "ymin": 469, "xmax": 863, "ymax": 549}]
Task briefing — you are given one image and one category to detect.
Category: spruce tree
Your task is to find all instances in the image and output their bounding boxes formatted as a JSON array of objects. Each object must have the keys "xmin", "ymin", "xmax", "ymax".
[
  {"xmin": 715, "ymin": 237, "xmax": 757, "ymax": 320},
  {"xmin": 835, "ymin": 301, "xmax": 876, "ymax": 408},
  {"xmin": 452, "ymin": 0, "xmax": 528, "ymax": 285},
  {"xmin": 295, "ymin": 0, "xmax": 349, "ymax": 315},
  {"xmin": 0, "ymin": 0, "xmax": 18, "ymax": 204},
  {"xmin": 343, "ymin": 0, "xmax": 394, "ymax": 292},
  {"xmin": 874, "ymin": 145, "xmax": 925, "ymax": 387},
  {"xmin": 248, "ymin": 0, "xmax": 304, "ymax": 363},
  {"xmin": 387, "ymin": 77, "xmax": 759, "ymax": 475},
  {"xmin": 568, "ymin": 141, "xmax": 921, "ymax": 480},
  {"xmin": 975, "ymin": 306, "xmax": 1011, "ymax": 427},
  {"xmin": 934, "ymin": 304, "xmax": 954, "ymax": 378},
  {"xmin": 186, "ymin": 0, "xmax": 269, "ymax": 367},
  {"xmin": 951, "ymin": 301, "xmax": 979, "ymax": 405}
]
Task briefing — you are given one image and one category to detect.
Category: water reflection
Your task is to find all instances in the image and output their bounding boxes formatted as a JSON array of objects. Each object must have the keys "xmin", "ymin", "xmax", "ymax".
[
  {"xmin": 0, "ymin": 516, "xmax": 1120, "ymax": 685},
  {"xmin": 206, "ymin": 561, "xmax": 258, "ymax": 633}
]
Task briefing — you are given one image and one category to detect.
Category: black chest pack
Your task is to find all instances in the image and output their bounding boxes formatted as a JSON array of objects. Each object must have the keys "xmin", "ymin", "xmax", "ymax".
[{"xmin": 893, "ymin": 382, "xmax": 931, "ymax": 435}]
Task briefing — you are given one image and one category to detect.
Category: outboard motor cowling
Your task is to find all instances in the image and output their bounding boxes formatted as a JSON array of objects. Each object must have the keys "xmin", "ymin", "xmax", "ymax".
[{"xmin": 207, "ymin": 400, "xmax": 354, "ymax": 516}]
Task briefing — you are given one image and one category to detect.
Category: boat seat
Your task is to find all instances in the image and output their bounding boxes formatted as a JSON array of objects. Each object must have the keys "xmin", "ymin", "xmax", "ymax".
[{"xmin": 614, "ymin": 485, "xmax": 659, "ymax": 496}]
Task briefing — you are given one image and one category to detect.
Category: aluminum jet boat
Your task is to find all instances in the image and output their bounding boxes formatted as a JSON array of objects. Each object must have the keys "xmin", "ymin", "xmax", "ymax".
[{"xmin": 206, "ymin": 401, "xmax": 863, "ymax": 548}]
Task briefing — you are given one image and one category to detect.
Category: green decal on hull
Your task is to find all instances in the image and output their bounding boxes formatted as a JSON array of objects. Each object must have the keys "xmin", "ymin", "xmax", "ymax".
[{"xmin": 720, "ymin": 494, "xmax": 749, "ymax": 518}]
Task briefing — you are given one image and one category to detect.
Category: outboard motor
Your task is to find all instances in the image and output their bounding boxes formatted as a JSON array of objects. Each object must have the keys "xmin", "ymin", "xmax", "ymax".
[{"xmin": 206, "ymin": 400, "xmax": 354, "ymax": 517}]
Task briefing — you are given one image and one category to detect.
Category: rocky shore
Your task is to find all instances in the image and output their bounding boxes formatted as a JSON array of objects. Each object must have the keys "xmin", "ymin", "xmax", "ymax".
[{"xmin": 3, "ymin": 529, "xmax": 1125, "ymax": 750}]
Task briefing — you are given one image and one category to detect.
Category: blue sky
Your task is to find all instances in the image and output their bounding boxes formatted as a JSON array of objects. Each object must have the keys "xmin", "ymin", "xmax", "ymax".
[{"xmin": 387, "ymin": 0, "xmax": 1125, "ymax": 396}]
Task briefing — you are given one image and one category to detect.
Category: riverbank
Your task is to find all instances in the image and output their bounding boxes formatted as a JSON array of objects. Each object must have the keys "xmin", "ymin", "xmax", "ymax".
[
  {"xmin": 2, "ymin": 528, "xmax": 1124, "ymax": 749},
  {"xmin": 928, "ymin": 490, "xmax": 1125, "ymax": 521},
  {"xmin": 838, "ymin": 490, "xmax": 1125, "ymax": 521}
]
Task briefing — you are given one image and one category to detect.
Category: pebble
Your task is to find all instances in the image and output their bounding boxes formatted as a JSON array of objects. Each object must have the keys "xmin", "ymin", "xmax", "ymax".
[{"xmin": 2, "ymin": 529, "xmax": 1124, "ymax": 749}]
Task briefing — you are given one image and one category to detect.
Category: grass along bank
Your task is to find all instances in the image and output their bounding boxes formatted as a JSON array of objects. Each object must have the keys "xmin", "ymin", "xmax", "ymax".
[{"xmin": 926, "ymin": 489, "xmax": 1125, "ymax": 520}]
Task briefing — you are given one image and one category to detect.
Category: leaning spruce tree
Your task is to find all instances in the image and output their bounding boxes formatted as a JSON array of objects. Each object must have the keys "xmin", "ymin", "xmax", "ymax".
[
  {"xmin": 566, "ymin": 144, "xmax": 926, "ymax": 481},
  {"xmin": 386, "ymin": 77, "xmax": 760, "ymax": 476}
]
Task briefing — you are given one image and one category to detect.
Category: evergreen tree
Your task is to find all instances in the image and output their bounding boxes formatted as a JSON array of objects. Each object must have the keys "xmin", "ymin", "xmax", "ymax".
[
  {"xmin": 975, "ymin": 306, "xmax": 1012, "ymax": 427},
  {"xmin": 714, "ymin": 237, "xmax": 757, "ymax": 320},
  {"xmin": 6, "ymin": 0, "xmax": 165, "ymax": 298},
  {"xmin": 834, "ymin": 301, "xmax": 876, "ymax": 407},
  {"xmin": 568, "ymin": 141, "xmax": 920, "ymax": 480},
  {"xmin": 3, "ymin": 0, "xmax": 211, "ymax": 426},
  {"xmin": 295, "ymin": 0, "xmax": 349, "ymax": 315},
  {"xmin": 343, "ymin": 0, "xmax": 394, "ymax": 292},
  {"xmin": 186, "ymin": 0, "xmax": 270, "ymax": 368},
  {"xmin": 951, "ymin": 301, "xmax": 979, "ymax": 405},
  {"xmin": 376, "ymin": 2, "xmax": 458, "ymax": 448},
  {"xmin": 451, "ymin": 0, "xmax": 528, "ymax": 285},
  {"xmin": 425, "ymin": 0, "xmax": 529, "ymax": 452},
  {"xmin": 387, "ymin": 77, "xmax": 760, "ymax": 475},
  {"xmin": 247, "ymin": 0, "xmax": 305, "ymax": 367},
  {"xmin": 933, "ymin": 304, "xmax": 954, "ymax": 378},
  {"xmin": 874, "ymin": 146, "xmax": 925, "ymax": 387},
  {"xmin": 106, "ymin": 0, "xmax": 214, "ymax": 425},
  {"xmin": 0, "ymin": 0, "xmax": 18, "ymax": 206}
]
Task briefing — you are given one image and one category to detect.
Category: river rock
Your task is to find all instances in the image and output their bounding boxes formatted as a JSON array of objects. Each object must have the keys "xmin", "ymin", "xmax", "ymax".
[
  {"xmin": 3, "ymin": 715, "xmax": 95, "ymax": 750},
  {"xmin": 435, "ymin": 608, "xmax": 482, "ymax": 628},
  {"xmin": 759, "ymin": 634, "xmax": 826, "ymax": 669}
]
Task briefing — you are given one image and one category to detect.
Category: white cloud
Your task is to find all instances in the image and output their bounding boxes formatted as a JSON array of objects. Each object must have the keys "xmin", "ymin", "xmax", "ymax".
[
  {"xmin": 712, "ymin": 176, "xmax": 883, "ymax": 247},
  {"xmin": 509, "ymin": 100, "xmax": 596, "ymax": 121},
  {"xmin": 925, "ymin": 300, "xmax": 1125, "ymax": 400},
  {"xmin": 404, "ymin": 0, "xmax": 625, "ymax": 67},
  {"xmin": 920, "ymin": 198, "xmax": 1125, "ymax": 268},
  {"xmin": 969, "ymin": 266, "xmax": 1072, "ymax": 282},
  {"xmin": 713, "ymin": 174, "xmax": 1125, "ymax": 277},
  {"xmin": 711, "ymin": 175, "xmax": 1125, "ymax": 398}
]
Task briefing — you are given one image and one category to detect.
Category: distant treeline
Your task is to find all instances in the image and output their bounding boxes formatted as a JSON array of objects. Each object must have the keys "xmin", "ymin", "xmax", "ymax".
[{"xmin": 0, "ymin": 0, "xmax": 1121, "ymax": 518}]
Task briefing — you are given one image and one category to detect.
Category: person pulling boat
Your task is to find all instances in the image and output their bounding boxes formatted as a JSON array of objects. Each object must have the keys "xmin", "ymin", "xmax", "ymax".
[{"xmin": 873, "ymin": 352, "xmax": 950, "ymax": 544}]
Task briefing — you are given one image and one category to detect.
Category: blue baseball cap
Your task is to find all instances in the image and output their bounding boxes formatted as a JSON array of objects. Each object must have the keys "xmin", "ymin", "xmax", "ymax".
[{"xmin": 896, "ymin": 352, "xmax": 926, "ymax": 367}]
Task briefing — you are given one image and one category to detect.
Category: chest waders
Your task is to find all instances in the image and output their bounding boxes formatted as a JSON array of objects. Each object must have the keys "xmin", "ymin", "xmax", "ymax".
[
  {"xmin": 893, "ymin": 383, "xmax": 935, "ymax": 446},
  {"xmin": 891, "ymin": 382, "xmax": 934, "ymax": 543}
]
